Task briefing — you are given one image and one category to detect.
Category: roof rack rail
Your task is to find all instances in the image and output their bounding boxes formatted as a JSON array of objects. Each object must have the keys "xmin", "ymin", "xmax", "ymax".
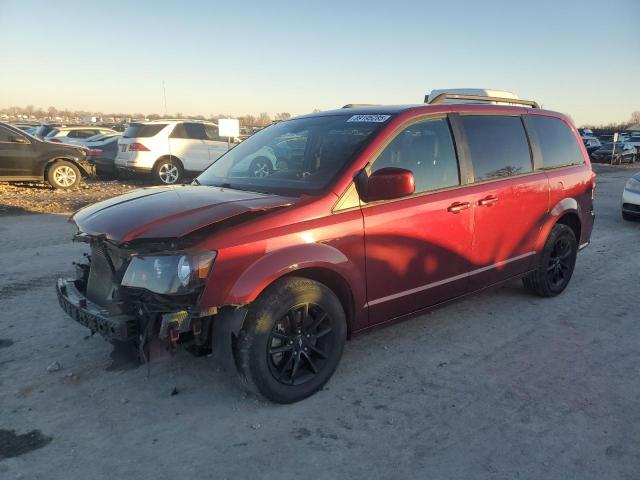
[
  {"xmin": 426, "ymin": 93, "xmax": 539, "ymax": 109},
  {"xmin": 341, "ymin": 104, "xmax": 377, "ymax": 109}
]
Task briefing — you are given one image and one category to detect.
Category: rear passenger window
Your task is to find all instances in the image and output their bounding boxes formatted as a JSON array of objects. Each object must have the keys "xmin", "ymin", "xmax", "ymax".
[
  {"xmin": 461, "ymin": 116, "xmax": 532, "ymax": 181},
  {"xmin": 171, "ymin": 123, "xmax": 206, "ymax": 140},
  {"xmin": 527, "ymin": 116, "xmax": 584, "ymax": 169},
  {"xmin": 372, "ymin": 117, "xmax": 460, "ymax": 193}
]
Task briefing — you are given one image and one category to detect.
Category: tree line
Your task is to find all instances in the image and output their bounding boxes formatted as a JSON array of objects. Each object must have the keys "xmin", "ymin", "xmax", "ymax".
[{"xmin": 0, "ymin": 105, "xmax": 296, "ymax": 127}]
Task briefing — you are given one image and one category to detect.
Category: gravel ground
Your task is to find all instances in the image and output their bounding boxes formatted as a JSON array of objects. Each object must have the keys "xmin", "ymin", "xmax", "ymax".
[
  {"xmin": 0, "ymin": 179, "xmax": 147, "ymax": 216},
  {"xmin": 0, "ymin": 165, "xmax": 639, "ymax": 479}
]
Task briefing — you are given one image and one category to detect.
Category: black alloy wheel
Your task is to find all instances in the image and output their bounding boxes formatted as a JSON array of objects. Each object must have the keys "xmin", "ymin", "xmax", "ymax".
[
  {"xmin": 235, "ymin": 277, "xmax": 347, "ymax": 403},
  {"xmin": 546, "ymin": 235, "xmax": 573, "ymax": 290},
  {"xmin": 267, "ymin": 303, "xmax": 335, "ymax": 386},
  {"xmin": 523, "ymin": 223, "xmax": 577, "ymax": 297}
]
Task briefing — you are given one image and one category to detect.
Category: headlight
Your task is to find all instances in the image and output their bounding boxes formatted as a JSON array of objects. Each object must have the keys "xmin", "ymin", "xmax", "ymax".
[
  {"xmin": 121, "ymin": 251, "xmax": 216, "ymax": 294},
  {"xmin": 625, "ymin": 177, "xmax": 640, "ymax": 194}
]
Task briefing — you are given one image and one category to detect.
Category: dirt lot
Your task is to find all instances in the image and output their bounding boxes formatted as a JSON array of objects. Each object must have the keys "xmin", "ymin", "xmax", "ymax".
[
  {"xmin": 0, "ymin": 179, "xmax": 145, "ymax": 216},
  {"xmin": 1, "ymin": 165, "xmax": 639, "ymax": 479}
]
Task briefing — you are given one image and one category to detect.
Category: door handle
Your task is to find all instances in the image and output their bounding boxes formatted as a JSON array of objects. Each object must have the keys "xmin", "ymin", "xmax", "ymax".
[
  {"xmin": 478, "ymin": 195, "xmax": 498, "ymax": 207},
  {"xmin": 447, "ymin": 201, "xmax": 471, "ymax": 213}
]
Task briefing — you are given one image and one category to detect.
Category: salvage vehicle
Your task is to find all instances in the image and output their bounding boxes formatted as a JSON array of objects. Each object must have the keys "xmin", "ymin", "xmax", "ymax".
[
  {"xmin": 0, "ymin": 121, "xmax": 93, "ymax": 189},
  {"xmin": 57, "ymin": 93, "xmax": 595, "ymax": 403}
]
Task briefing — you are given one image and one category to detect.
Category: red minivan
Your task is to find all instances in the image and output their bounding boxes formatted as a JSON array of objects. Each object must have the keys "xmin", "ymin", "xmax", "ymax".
[{"xmin": 57, "ymin": 95, "xmax": 595, "ymax": 403}]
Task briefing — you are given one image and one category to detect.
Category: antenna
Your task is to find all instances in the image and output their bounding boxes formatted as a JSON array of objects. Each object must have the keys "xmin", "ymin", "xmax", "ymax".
[{"xmin": 162, "ymin": 81, "xmax": 168, "ymax": 116}]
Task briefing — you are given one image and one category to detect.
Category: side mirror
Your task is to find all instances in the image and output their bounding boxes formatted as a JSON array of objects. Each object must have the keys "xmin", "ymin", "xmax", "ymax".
[
  {"xmin": 10, "ymin": 135, "xmax": 28, "ymax": 144},
  {"xmin": 360, "ymin": 167, "xmax": 415, "ymax": 202}
]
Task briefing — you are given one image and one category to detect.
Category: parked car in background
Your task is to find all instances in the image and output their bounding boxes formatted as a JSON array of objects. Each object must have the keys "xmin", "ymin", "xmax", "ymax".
[
  {"xmin": 73, "ymin": 132, "xmax": 120, "ymax": 147},
  {"xmin": 625, "ymin": 132, "xmax": 640, "ymax": 150},
  {"xmin": 45, "ymin": 126, "xmax": 117, "ymax": 144},
  {"xmin": 622, "ymin": 171, "xmax": 640, "ymax": 221},
  {"xmin": 0, "ymin": 121, "xmax": 92, "ymax": 189},
  {"xmin": 578, "ymin": 128, "xmax": 601, "ymax": 153},
  {"xmin": 57, "ymin": 94, "xmax": 595, "ymax": 403},
  {"xmin": 590, "ymin": 142, "xmax": 637, "ymax": 163},
  {"xmin": 114, "ymin": 120, "xmax": 229, "ymax": 184},
  {"xmin": 86, "ymin": 135, "xmax": 120, "ymax": 176},
  {"xmin": 32, "ymin": 123, "xmax": 64, "ymax": 139}
]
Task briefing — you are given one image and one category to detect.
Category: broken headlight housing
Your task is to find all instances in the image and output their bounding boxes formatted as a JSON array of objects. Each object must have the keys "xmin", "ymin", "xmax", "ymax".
[{"xmin": 121, "ymin": 251, "xmax": 216, "ymax": 295}]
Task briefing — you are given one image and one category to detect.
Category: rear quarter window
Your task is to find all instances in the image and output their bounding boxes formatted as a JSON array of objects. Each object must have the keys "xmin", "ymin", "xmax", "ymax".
[
  {"xmin": 123, "ymin": 124, "xmax": 167, "ymax": 138},
  {"xmin": 460, "ymin": 115, "xmax": 533, "ymax": 181},
  {"xmin": 527, "ymin": 116, "xmax": 585, "ymax": 169}
]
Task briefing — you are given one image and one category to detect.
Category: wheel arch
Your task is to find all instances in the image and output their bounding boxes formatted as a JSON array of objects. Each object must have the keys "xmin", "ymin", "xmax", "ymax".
[
  {"xmin": 535, "ymin": 197, "xmax": 583, "ymax": 253},
  {"xmin": 44, "ymin": 157, "xmax": 91, "ymax": 178},
  {"xmin": 281, "ymin": 267, "xmax": 355, "ymax": 339},
  {"xmin": 555, "ymin": 211, "xmax": 582, "ymax": 245},
  {"xmin": 204, "ymin": 243, "xmax": 365, "ymax": 337},
  {"xmin": 153, "ymin": 154, "xmax": 184, "ymax": 170}
]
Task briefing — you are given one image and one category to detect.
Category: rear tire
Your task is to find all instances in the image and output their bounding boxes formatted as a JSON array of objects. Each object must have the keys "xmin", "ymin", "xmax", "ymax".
[
  {"xmin": 235, "ymin": 277, "xmax": 347, "ymax": 403},
  {"xmin": 153, "ymin": 158, "xmax": 183, "ymax": 185},
  {"xmin": 47, "ymin": 160, "xmax": 81, "ymax": 189},
  {"xmin": 523, "ymin": 223, "xmax": 577, "ymax": 297}
]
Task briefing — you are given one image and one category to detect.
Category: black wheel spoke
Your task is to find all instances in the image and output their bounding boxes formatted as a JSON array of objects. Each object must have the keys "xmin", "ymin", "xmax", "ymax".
[
  {"xmin": 315, "ymin": 326, "xmax": 332, "ymax": 338},
  {"xmin": 310, "ymin": 312, "xmax": 327, "ymax": 332},
  {"xmin": 270, "ymin": 344, "xmax": 294, "ymax": 355},
  {"xmin": 290, "ymin": 354, "xmax": 301, "ymax": 382},
  {"xmin": 277, "ymin": 353, "xmax": 294, "ymax": 380},
  {"xmin": 303, "ymin": 352, "xmax": 318, "ymax": 373},
  {"xmin": 309, "ymin": 343, "xmax": 328, "ymax": 359},
  {"xmin": 272, "ymin": 332, "xmax": 290, "ymax": 341}
]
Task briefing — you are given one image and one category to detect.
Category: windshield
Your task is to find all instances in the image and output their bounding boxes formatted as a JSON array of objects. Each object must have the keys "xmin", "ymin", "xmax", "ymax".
[{"xmin": 196, "ymin": 114, "xmax": 387, "ymax": 195}]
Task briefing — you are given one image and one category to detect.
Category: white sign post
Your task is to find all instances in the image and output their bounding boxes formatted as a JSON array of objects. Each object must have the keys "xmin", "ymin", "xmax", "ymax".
[
  {"xmin": 611, "ymin": 132, "xmax": 619, "ymax": 165},
  {"xmin": 218, "ymin": 118, "xmax": 240, "ymax": 151}
]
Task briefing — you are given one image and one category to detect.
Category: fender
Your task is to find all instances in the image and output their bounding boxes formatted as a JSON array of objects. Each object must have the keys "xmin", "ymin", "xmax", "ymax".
[
  {"xmin": 204, "ymin": 242, "xmax": 365, "ymax": 309},
  {"xmin": 534, "ymin": 197, "xmax": 581, "ymax": 253},
  {"xmin": 41, "ymin": 156, "xmax": 92, "ymax": 178}
]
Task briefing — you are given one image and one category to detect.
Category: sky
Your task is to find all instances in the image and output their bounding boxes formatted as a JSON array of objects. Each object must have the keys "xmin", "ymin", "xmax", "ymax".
[{"xmin": 0, "ymin": 0, "xmax": 638, "ymax": 125}]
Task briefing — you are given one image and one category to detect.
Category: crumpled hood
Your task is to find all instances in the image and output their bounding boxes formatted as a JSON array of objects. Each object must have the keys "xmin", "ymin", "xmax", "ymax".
[{"xmin": 71, "ymin": 185, "xmax": 294, "ymax": 243}]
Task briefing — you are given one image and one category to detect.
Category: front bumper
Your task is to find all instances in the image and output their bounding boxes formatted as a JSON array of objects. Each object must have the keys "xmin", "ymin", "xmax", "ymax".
[
  {"xmin": 622, "ymin": 188, "xmax": 640, "ymax": 217},
  {"xmin": 56, "ymin": 278, "xmax": 138, "ymax": 342}
]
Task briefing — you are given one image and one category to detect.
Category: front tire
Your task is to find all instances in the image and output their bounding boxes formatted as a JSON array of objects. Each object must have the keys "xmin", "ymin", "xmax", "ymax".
[
  {"xmin": 622, "ymin": 212, "xmax": 636, "ymax": 222},
  {"xmin": 47, "ymin": 160, "xmax": 81, "ymax": 189},
  {"xmin": 236, "ymin": 277, "xmax": 347, "ymax": 403},
  {"xmin": 523, "ymin": 223, "xmax": 577, "ymax": 297},
  {"xmin": 249, "ymin": 156, "xmax": 273, "ymax": 178},
  {"xmin": 153, "ymin": 158, "xmax": 183, "ymax": 185}
]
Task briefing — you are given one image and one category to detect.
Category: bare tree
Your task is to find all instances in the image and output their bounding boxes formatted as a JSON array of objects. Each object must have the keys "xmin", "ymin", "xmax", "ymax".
[
  {"xmin": 274, "ymin": 112, "xmax": 291, "ymax": 121},
  {"xmin": 257, "ymin": 112, "xmax": 271, "ymax": 126}
]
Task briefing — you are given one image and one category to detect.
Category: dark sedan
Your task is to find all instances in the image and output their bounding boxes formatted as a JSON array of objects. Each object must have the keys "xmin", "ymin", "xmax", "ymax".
[
  {"xmin": 86, "ymin": 135, "xmax": 120, "ymax": 176},
  {"xmin": 0, "ymin": 121, "xmax": 93, "ymax": 189},
  {"xmin": 590, "ymin": 142, "xmax": 636, "ymax": 164}
]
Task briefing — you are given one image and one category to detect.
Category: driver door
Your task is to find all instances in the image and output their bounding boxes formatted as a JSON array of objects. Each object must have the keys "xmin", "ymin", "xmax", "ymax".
[
  {"xmin": 0, "ymin": 125, "xmax": 36, "ymax": 177},
  {"xmin": 362, "ymin": 116, "xmax": 474, "ymax": 325}
]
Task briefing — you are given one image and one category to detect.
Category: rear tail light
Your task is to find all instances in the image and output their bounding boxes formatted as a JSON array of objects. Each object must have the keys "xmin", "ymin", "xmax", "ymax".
[
  {"xmin": 128, "ymin": 142, "xmax": 149, "ymax": 151},
  {"xmin": 88, "ymin": 149, "xmax": 103, "ymax": 157}
]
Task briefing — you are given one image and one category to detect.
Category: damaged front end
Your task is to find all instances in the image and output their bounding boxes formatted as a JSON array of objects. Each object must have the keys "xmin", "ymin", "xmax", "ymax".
[{"xmin": 56, "ymin": 233, "xmax": 221, "ymax": 358}]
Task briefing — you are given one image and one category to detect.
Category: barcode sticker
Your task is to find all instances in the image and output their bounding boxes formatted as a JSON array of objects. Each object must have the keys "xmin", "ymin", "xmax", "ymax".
[{"xmin": 346, "ymin": 115, "xmax": 390, "ymax": 123}]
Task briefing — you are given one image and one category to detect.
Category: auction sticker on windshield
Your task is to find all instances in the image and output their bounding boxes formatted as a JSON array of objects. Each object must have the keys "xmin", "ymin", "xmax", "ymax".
[{"xmin": 347, "ymin": 115, "xmax": 391, "ymax": 122}]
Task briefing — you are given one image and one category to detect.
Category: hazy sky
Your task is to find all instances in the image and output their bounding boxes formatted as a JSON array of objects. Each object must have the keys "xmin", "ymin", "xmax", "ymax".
[{"xmin": 1, "ymin": 0, "xmax": 638, "ymax": 125}]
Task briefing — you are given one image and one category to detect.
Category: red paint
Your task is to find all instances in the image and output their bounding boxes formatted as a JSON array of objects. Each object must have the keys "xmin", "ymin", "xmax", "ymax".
[{"xmin": 73, "ymin": 104, "xmax": 595, "ymax": 334}]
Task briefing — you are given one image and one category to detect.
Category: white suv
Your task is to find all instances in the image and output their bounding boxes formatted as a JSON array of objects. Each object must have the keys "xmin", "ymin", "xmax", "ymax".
[
  {"xmin": 46, "ymin": 126, "xmax": 118, "ymax": 144},
  {"xmin": 114, "ymin": 120, "xmax": 229, "ymax": 184}
]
